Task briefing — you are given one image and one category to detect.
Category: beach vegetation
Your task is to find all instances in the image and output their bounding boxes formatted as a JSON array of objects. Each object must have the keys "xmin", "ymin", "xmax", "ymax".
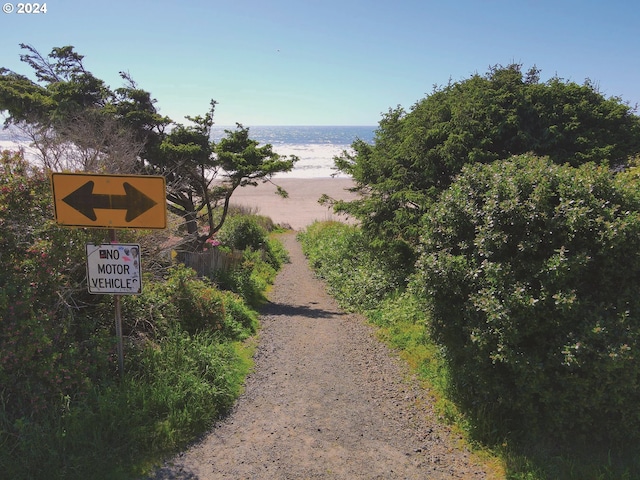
[
  {"xmin": 306, "ymin": 66, "xmax": 640, "ymax": 478},
  {"xmin": 413, "ymin": 155, "xmax": 640, "ymax": 445},
  {"xmin": 0, "ymin": 150, "xmax": 282, "ymax": 478},
  {"xmin": 332, "ymin": 64, "xmax": 640, "ymax": 256}
]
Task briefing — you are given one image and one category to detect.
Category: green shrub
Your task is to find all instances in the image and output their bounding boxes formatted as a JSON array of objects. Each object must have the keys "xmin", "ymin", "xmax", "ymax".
[
  {"xmin": 219, "ymin": 290, "xmax": 259, "ymax": 339},
  {"xmin": 264, "ymin": 236, "xmax": 289, "ymax": 270},
  {"xmin": 412, "ymin": 154, "xmax": 640, "ymax": 443},
  {"xmin": 299, "ymin": 222, "xmax": 404, "ymax": 311},
  {"xmin": 121, "ymin": 265, "xmax": 259, "ymax": 340},
  {"xmin": 212, "ymin": 249, "xmax": 273, "ymax": 307},
  {"xmin": 217, "ymin": 214, "xmax": 288, "ymax": 272},
  {"xmin": 218, "ymin": 215, "xmax": 268, "ymax": 251},
  {"xmin": 0, "ymin": 152, "xmax": 115, "ymax": 416},
  {"xmin": 163, "ymin": 264, "xmax": 226, "ymax": 335},
  {"xmin": 120, "ymin": 273, "xmax": 178, "ymax": 337}
]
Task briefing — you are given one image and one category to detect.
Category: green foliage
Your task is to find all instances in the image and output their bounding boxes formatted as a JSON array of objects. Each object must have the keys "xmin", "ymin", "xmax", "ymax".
[
  {"xmin": 121, "ymin": 264, "xmax": 260, "ymax": 340},
  {"xmin": 219, "ymin": 290, "xmax": 259, "ymax": 337},
  {"xmin": 412, "ymin": 154, "xmax": 640, "ymax": 444},
  {"xmin": 299, "ymin": 222, "xmax": 405, "ymax": 311},
  {"xmin": 159, "ymin": 104, "xmax": 293, "ymax": 242},
  {"xmin": 212, "ymin": 249, "xmax": 274, "ymax": 308},
  {"xmin": 0, "ymin": 151, "xmax": 112, "ymax": 416},
  {"xmin": 367, "ymin": 291, "xmax": 446, "ymax": 387},
  {"xmin": 265, "ymin": 235, "xmax": 290, "ymax": 269},
  {"xmin": 214, "ymin": 217, "xmax": 290, "ymax": 307},
  {"xmin": 0, "ymin": 150, "xmax": 279, "ymax": 478},
  {"xmin": 218, "ymin": 215, "xmax": 287, "ymax": 268},
  {"xmin": 0, "ymin": 329, "xmax": 251, "ymax": 480},
  {"xmin": 300, "ymin": 218, "xmax": 640, "ymax": 478},
  {"xmin": 334, "ymin": 64, "xmax": 640, "ymax": 248},
  {"xmin": 216, "ymin": 124, "xmax": 297, "ymax": 180},
  {"xmin": 163, "ymin": 264, "xmax": 226, "ymax": 335},
  {"xmin": 218, "ymin": 214, "xmax": 269, "ymax": 251},
  {"xmin": 124, "ymin": 329, "xmax": 249, "ymax": 452},
  {"xmin": 1, "ymin": 44, "xmax": 170, "ymax": 169}
]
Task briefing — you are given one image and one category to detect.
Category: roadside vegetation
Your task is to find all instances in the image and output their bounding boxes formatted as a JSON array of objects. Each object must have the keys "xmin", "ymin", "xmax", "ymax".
[
  {"xmin": 303, "ymin": 65, "xmax": 640, "ymax": 479},
  {"xmin": 0, "ymin": 150, "xmax": 288, "ymax": 479},
  {"xmin": 0, "ymin": 44, "xmax": 296, "ymax": 478}
]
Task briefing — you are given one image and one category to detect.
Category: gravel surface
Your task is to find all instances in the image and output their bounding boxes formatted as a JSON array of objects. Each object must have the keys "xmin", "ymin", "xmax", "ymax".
[{"xmin": 147, "ymin": 233, "xmax": 488, "ymax": 479}]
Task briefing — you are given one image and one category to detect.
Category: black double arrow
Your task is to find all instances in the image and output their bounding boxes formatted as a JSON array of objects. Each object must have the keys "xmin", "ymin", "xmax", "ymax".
[{"xmin": 62, "ymin": 181, "xmax": 157, "ymax": 222}]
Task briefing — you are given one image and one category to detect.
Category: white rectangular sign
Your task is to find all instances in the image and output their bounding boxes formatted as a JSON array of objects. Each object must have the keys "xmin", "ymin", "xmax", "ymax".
[{"xmin": 86, "ymin": 243, "xmax": 142, "ymax": 295}]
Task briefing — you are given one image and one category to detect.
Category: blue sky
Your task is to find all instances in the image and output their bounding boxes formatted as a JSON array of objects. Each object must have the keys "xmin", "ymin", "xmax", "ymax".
[{"xmin": 1, "ymin": 0, "xmax": 639, "ymax": 126}]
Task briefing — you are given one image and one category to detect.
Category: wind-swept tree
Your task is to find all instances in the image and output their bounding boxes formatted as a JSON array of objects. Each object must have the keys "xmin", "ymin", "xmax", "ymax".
[
  {"xmin": 0, "ymin": 44, "xmax": 169, "ymax": 173},
  {"xmin": 159, "ymin": 102, "xmax": 297, "ymax": 250},
  {"xmin": 0, "ymin": 44, "xmax": 297, "ymax": 248}
]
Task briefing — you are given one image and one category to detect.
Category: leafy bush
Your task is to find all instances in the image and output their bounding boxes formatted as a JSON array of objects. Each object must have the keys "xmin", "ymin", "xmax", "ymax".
[
  {"xmin": 0, "ymin": 152, "xmax": 113, "ymax": 416},
  {"xmin": 217, "ymin": 214, "xmax": 288, "ymax": 272},
  {"xmin": 121, "ymin": 265, "xmax": 259, "ymax": 340},
  {"xmin": 212, "ymin": 249, "xmax": 273, "ymax": 307},
  {"xmin": 299, "ymin": 222, "xmax": 404, "ymax": 311},
  {"xmin": 163, "ymin": 264, "xmax": 226, "ymax": 334},
  {"xmin": 333, "ymin": 64, "xmax": 640, "ymax": 251},
  {"xmin": 264, "ymin": 236, "xmax": 289, "ymax": 270},
  {"xmin": 412, "ymin": 154, "xmax": 640, "ymax": 443},
  {"xmin": 218, "ymin": 214, "xmax": 268, "ymax": 251}
]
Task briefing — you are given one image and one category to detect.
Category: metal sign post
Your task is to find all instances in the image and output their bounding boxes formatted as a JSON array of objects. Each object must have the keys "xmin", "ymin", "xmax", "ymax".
[
  {"xmin": 85, "ymin": 236, "xmax": 142, "ymax": 377},
  {"xmin": 110, "ymin": 229, "xmax": 124, "ymax": 377},
  {"xmin": 114, "ymin": 294, "xmax": 124, "ymax": 377}
]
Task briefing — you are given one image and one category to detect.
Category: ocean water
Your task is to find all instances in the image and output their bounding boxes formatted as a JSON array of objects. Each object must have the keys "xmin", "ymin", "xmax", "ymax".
[
  {"xmin": 212, "ymin": 125, "xmax": 376, "ymax": 178},
  {"xmin": 1, "ymin": 125, "xmax": 376, "ymax": 178}
]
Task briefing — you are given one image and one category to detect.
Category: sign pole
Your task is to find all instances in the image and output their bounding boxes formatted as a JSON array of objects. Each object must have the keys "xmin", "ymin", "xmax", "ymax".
[
  {"xmin": 114, "ymin": 295, "xmax": 124, "ymax": 377},
  {"xmin": 110, "ymin": 228, "xmax": 125, "ymax": 378}
]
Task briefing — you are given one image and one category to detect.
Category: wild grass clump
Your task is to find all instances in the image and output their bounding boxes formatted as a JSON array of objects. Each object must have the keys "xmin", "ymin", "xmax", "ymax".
[{"xmin": 298, "ymin": 222, "xmax": 405, "ymax": 311}]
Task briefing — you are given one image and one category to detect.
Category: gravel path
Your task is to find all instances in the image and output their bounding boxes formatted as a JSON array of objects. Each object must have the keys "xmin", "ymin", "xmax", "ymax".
[{"xmin": 148, "ymin": 233, "xmax": 488, "ymax": 479}]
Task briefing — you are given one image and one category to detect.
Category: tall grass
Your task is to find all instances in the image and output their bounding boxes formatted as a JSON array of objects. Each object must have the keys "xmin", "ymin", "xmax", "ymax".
[{"xmin": 0, "ymin": 330, "xmax": 252, "ymax": 479}]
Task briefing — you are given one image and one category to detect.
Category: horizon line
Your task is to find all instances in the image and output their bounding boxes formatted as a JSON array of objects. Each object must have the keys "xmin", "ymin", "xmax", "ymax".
[{"xmin": 211, "ymin": 124, "xmax": 378, "ymax": 128}]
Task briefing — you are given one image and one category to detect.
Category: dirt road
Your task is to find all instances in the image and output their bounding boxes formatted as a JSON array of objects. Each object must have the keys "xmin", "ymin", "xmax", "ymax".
[{"xmin": 148, "ymin": 233, "xmax": 488, "ymax": 479}]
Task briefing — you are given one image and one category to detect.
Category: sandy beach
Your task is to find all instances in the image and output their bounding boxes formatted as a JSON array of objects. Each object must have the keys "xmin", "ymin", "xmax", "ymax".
[{"xmin": 229, "ymin": 177, "xmax": 360, "ymax": 230}]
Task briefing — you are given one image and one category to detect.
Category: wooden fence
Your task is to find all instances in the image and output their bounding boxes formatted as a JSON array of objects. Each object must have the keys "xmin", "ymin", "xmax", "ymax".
[{"xmin": 176, "ymin": 248, "xmax": 243, "ymax": 278}]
